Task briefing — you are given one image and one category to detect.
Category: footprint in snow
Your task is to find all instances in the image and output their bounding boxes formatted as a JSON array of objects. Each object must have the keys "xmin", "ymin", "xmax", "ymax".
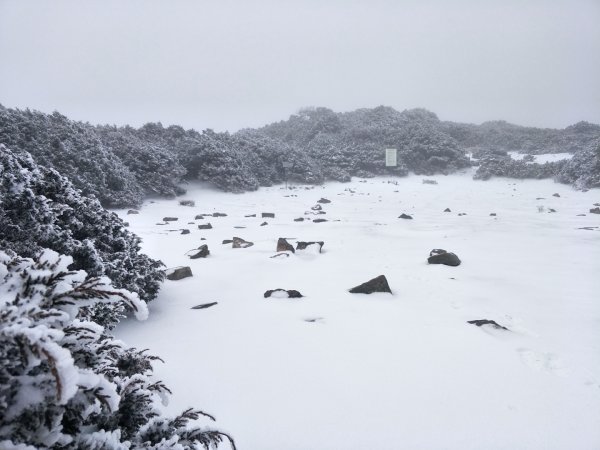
[{"xmin": 517, "ymin": 348, "xmax": 569, "ymax": 376}]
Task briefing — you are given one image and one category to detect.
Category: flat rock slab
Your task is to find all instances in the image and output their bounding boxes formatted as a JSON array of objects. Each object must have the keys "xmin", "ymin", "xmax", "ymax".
[
  {"xmin": 198, "ymin": 223, "xmax": 213, "ymax": 230},
  {"xmin": 349, "ymin": 275, "xmax": 392, "ymax": 294},
  {"xmin": 428, "ymin": 249, "xmax": 461, "ymax": 266},
  {"xmin": 212, "ymin": 212, "xmax": 228, "ymax": 217},
  {"xmin": 179, "ymin": 200, "xmax": 195, "ymax": 206},
  {"xmin": 264, "ymin": 289, "xmax": 303, "ymax": 299},
  {"xmin": 262, "ymin": 212, "xmax": 275, "ymax": 218},
  {"xmin": 127, "ymin": 210, "xmax": 139, "ymax": 215},
  {"xmin": 166, "ymin": 266, "xmax": 193, "ymax": 281},
  {"xmin": 590, "ymin": 207, "xmax": 600, "ymax": 214},
  {"xmin": 313, "ymin": 218, "xmax": 328, "ymax": 223},
  {"xmin": 294, "ymin": 217, "xmax": 305, "ymax": 222},
  {"xmin": 467, "ymin": 319, "xmax": 509, "ymax": 330},
  {"xmin": 163, "ymin": 217, "xmax": 178, "ymax": 221},
  {"xmin": 191, "ymin": 302, "xmax": 218, "ymax": 310}
]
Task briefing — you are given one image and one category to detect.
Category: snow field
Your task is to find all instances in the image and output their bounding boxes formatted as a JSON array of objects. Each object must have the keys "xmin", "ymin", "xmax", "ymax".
[{"xmin": 115, "ymin": 170, "xmax": 600, "ymax": 450}]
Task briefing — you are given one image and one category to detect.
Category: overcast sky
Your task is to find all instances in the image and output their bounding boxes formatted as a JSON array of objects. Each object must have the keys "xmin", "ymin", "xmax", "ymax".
[{"xmin": 1, "ymin": 0, "xmax": 599, "ymax": 131}]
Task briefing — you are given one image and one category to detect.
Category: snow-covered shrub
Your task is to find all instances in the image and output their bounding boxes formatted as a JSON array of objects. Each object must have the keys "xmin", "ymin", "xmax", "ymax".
[
  {"xmin": 473, "ymin": 153, "xmax": 565, "ymax": 181},
  {"xmin": 0, "ymin": 145, "xmax": 164, "ymax": 309},
  {"xmin": 0, "ymin": 249, "xmax": 234, "ymax": 449},
  {"xmin": 555, "ymin": 139, "xmax": 600, "ymax": 190}
]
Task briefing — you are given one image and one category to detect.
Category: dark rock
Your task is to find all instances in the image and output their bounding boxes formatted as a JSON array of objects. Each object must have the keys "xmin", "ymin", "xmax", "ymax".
[
  {"xmin": 536, "ymin": 197, "xmax": 545, "ymax": 200},
  {"xmin": 264, "ymin": 289, "xmax": 303, "ymax": 299},
  {"xmin": 156, "ymin": 222, "xmax": 167, "ymax": 225},
  {"xmin": 427, "ymin": 249, "xmax": 461, "ymax": 266},
  {"xmin": 422, "ymin": 179, "xmax": 438, "ymax": 185},
  {"xmin": 590, "ymin": 207, "xmax": 600, "ymax": 214},
  {"xmin": 317, "ymin": 198, "xmax": 331, "ymax": 204},
  {"xmin": 166, "ymin": 266, "xmax": 193, "ymax": 281},
  {"xmin": 296, "ymin": 241, "xmax": 324, "ymax": 253},
  {"xmin": 186, "ymin": 244, "xmax": 209, "ymax": 259},
  {"xmin": 198, "ymin": 223, "xmax": 213, "ymax": 230},
  {"xmin": 349, "ymin": 275, "xmax": 392, "ymax": 294},
  {"xmin": 179, "ymin": 200, "xmax": 195, "ymax": 206},
  {"xmin": 232, "ymin": 237, "xmax": 253, "ymax": 248},
  {"xmin": 181, "ymin": 229, "xmax": 190, "ymax": 235},
  {"xmin": 458, "ymin": 213, "xmax": 467, "ymax": 216},
  {"xmin": 313, "ymin": 218, "xmax": 328, "ymax": 223},
  {"xmin": 245, "ymin": 214, "xmax": 256, "ymax": 217},
  {"xmin": 222, "ymin": 239, "xmax": 233, "ymax": 244},
  {"xmin": 467, "ymin": 319, "xmax": 509, "ymax": 330},
  {"xmin": 262, "ymin": 212, "xmax": 275, "ymax": 218},
  {"xmin": 548, "ymin": 208, "xmax": 556, "ymax": 213},
  {"xmin": 490, "ymin": 213, "xmax": 496, "ymax": 216},
  {"xmin": 576, "ymin": 214, "xmax": 586, "ymax": 216},
  {"xmin": 260, "ymin": 221, "xmax": 268, "ymax": 226},
  {"xmin": 444, "ymin": 208, "xmax": 451, "ymax": 212},
  {"xmin": 398, "ymin": 213, "xmax": 413, "ymax": 219},
  {"xmin": 163, "ymin": 217, "xmax": 178, "ymax": 221},
  {"xmin": 127, "ymin": 209, "xmax": 139, "ymax": 215},
  {"xmin": 270, "ymin": 253, "xmax": 290, "ymax": 258},
  {"xmin": 191, "ymin": 302, "xmax": 218, "ymax": 310},
  {"xmin": 213, "ymin": 212, "xmax": 227, "ymax": 217},
  {"xmin": 552, "ymin": 193, "xmax": 560, "ymax": 197},
  {"xmin": 187, "ymin": 222, "xmax": 195, "ymax": 224},
  {"xmin": 194, "ymin": 215, "xmax": 205, "ymax": 220},
  {"xmin": 123, "ymin": 222, "xmax": 129, "ymax": 227},
  {"xmin": 311, "ymin": 204, "xmax": 323, "ymax": 211},
  {"xmin": 277, "ymin": 238, "xmax": 295, "ymax": 253},
  {"xmin": 294, "ymin": 217, "xmax": 305, "ymax": 222}
]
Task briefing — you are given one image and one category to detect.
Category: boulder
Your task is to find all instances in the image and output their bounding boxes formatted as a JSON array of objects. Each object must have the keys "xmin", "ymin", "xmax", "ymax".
[
  {"xmin": 166, "ymin": 266, "xmax": 193, "ymax": 281},
  {"xmin": 427, "ymin": 249, "xmax": 461, "ymax": 266},
  {"xmin": 277, "ymin": 238, "xmax": 295, "ymax": 253},
  {"xmin": 467, "ymin": 319, "xmax": 508, "ymax": 330},
  {"xmin": 313, "ymin": 218, "xmax": 327, "ymax": 223},
  {"xmin": 489, "ymin": 213, "xmax": 496, "ymax": 216},
  {"xmin": 181, "ymin": 229, "xmax": 190, "ymax": 235},
  {"xmin": 317, "ymin": 198, "xmax": 331, "ymax": 204},
  {"xmin": 444, "ymin": 208, "xmax": 451, "ymax": 212},
  {"xmin": 590, "ymin": 207, "xmax": 600, "ymax": 214},
  {"xmin": 294, "ymin": 217, "xmax": 305, "ymax": 222},
  {"xmin": 232, "ymin": 237, "xmax": 254, "ymax": 248},
  {"xmin": 349, "ymin": 275, "xmax": 392, "ymax": 294},
  {"xmin": 179, "ymin": 200, "xmax": 195, "ymax": 206},
  {"xmin": 194, "ymin": 214, "xmax": 204, "ymax": 220},
  {"xmin": 163, "ymin": 217, "xmax": 178, "ymax": 221},
  {"xmin": 186, "ymin": 244, "xmax": 210, "ymax": 259},
  {"xmin": 262, "ymin": 212, "xmax": 275, "ymax": 218},
  {"xmin": 198, "ymin": 223, "xmax": 213, "ymax": 230},
  {"xmin": 552, "ymin": 193, "xmax": 560, "ymax": 198},
  {"xmin": 398, "ymin": 213, "xmax": 413, "ymax": 219},
  {"xmin": 127, "ymin": 209, "xmax": 139, "ymax": 215},
  {"xmin": 296, "ymin": 241, "xmax": 324, "ymax": 253},
  {"xmin": 264, "ymin": 289, "xmax": 303, "ymax": 299},
  {"xmin": 213, "ymin": 212, "xmax": 227, "ymax": 217}
]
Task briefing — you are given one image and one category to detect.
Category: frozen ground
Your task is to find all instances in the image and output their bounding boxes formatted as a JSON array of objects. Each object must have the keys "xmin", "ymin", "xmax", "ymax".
[{"xmin": 115, "ymin": 169, "xmax": 600, "ymax": 450}]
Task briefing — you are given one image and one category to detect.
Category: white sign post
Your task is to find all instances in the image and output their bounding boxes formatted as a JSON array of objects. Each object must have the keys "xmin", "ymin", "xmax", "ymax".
[{"xmin": 385, "ymin": 148, "xmax": 397, "ymax": 167}]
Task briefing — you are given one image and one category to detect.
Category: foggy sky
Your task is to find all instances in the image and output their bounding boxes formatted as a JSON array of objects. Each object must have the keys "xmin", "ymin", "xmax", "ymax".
[{"xmin": 1, "ymin": 0, "xmax": 599, "ymax": 132}]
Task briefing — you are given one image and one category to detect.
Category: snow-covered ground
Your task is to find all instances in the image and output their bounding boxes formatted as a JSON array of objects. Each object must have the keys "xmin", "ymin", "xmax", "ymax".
[
  {"xmin": 508, "ymin": 151, "xmax": 574, "ymax": 163},
  {"xmin": 114, "ymin": 169, "xmax": 600, "ymax": 450}
]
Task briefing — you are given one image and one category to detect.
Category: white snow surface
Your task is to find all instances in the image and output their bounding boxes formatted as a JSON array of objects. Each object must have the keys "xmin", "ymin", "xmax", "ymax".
[
  {"xmin": 507, "ymin": 152, "xmax": 574, "ymax": 163},
  {"xmin": 114, "ymin": 171, "xmax": 600, "ymax": 450}
]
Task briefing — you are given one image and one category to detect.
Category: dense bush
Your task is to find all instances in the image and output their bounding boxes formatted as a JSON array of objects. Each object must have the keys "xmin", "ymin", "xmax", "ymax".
[
  {"xmin": 473, "ymin": 153, "xmax": 566, "ymax": 181},
  {"xmin": 555, "ymin": 139, "xmax": 600, "ymax": 189},
  {"xmin": 0, "ymin": 145, "xmax": 164, "ymax": 312},
  {"xmin": 0, "ymin": 249, "xmax": 234, "ymax": 450}
]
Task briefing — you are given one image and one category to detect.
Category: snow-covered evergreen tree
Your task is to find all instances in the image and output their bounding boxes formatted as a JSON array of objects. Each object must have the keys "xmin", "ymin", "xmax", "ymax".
[{"xmin": 0, "ymin": 249, "xmax": 235, "ymax": 449}]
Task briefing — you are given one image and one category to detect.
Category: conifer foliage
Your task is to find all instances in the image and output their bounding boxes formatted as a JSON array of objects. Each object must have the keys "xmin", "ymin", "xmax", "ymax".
[{"xmin": 0, "ymin": 249, "xmax": 235, "ymax": 449}]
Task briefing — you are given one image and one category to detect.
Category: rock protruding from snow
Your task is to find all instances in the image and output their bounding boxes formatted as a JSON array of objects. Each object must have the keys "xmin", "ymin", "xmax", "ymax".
[
  {"xmin": 590, "ymin": 207, "xmax": 600, "ymax": 214},
  {"xmin": 294, "ymin": 217, "xmax": 305, "ymax": 222},
  {"xmin": 349, "ymin": 275, "xmax": 392, "ymax": 294},
  {"xmin": 191, "ymin": 302, "xmax": 218, "ymax": 309},
  {"xmin": 213, "ymin": 212, "xmax": 227, "ymax": 217},
  {"xmin": 232, "ymin": 237, "xmax": 254, "ymax": 248},
  {"xmin": 262, "ymin": 212, "xmax": 275, "ymax": 218},
  {"xmin": 296, "ymin": 241, "xmax": 324, "ymax": 253},
  {"xmin": 186, "ymin": 244, "xmax": 210, "ymax": 259},
  {"xmin": 181, "ymin": 229, "xmax": 190, "ymax": 235},
  {"xmin": 264, "ymin": 289, "xmax": 304, "ymax": 299},
  {"xmin": 277, "ymin": 238, "xmax": 295, "ymax": 253},
  {"xmin": 179, "ymin": 200, "xmax": 195, "ymax": 206},
  {"xmin": 444, "ymin": 208, "xmax": 451, "ymax": 212},
  {"xmin": 198, "ymin": 223, "xmax": 213, "ymax": 229},
  {"xmin": 311, "ymin": 204, "xmax": 323, "ymax": 211},
  {"xmin": 317, "ymin": 198, "xmax": 331, "ymax": 204},
  {"xmin": 127, "ymin": 209, "xmax": 139, "ymax": 215},
  {"xmin": 467, "ymin": 319, "xmax": 509, "ymax": 330},
  {"xmin": 313, "ymin": 218, "xmax": 327, "ymax": 223},
  {"xmin": 398, "ymin": 213, "xmax": 413, "ymax": 219},
  {"xmin": 427, "ymin": 249, "xmax": 461, "ymax": 266},
  {"xmin": 194, "ymin": 214, "xmax": 204, "ymax": 220},
  {"xmin": 166, "ymin": 266, "xmax": 193, "ymax": 280},
  {"xmin": 163, "ymin": 217, "xmax": 178, "ymax": 222}
]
